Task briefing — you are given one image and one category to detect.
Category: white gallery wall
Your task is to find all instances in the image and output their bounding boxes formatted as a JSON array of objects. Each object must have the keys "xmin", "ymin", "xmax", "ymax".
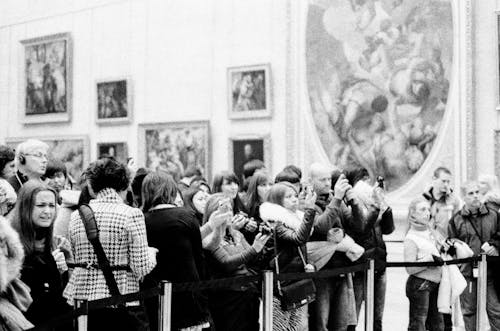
[
  {"xmin": 0, "ymin": 0, "xmax": 288, "ymax": 177},
  {"xmin": 1, "ymin": 0, "xmax": 500, "ymax": 227}
]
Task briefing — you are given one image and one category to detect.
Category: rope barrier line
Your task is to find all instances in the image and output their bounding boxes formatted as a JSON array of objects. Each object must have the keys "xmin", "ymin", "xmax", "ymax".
[
  {"xmin": 23, "ymin": 256, "xmax": 492, "ymax": 330},
  {"xmin": 386, "ymin": 256, "xmax": 479, "ymax": 268}
]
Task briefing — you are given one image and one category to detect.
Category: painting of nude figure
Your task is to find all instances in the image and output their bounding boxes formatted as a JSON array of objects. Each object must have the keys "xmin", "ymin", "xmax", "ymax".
[{"xmin": 306, "ymin": 0, "xmax": 452, "ymax": 191}]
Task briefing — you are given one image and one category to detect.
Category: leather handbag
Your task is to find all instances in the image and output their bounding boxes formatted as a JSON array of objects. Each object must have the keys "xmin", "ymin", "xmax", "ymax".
[
  {"xmin": 78, "ymin": 204, "xmax": 150, "ymax": 331},
  {"xmin": 273, "ymin": 232, "xmax": 316, "ymax": 311}
]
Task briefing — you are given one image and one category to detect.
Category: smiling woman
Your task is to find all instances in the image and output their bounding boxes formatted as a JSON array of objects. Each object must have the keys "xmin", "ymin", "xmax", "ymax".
[{"xmin": 10, "ymin": 180, "xmax": 72, "ymax": 329}]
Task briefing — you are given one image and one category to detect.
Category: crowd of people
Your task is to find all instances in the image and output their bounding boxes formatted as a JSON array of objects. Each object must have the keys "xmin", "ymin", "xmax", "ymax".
[{"xmin": 0, "ymin": 138, "xmax": 499, "ymax": 331}]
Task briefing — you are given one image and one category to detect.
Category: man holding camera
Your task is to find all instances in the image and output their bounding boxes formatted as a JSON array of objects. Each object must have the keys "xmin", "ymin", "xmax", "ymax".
[
  {"xmin": 307, "ymin": 163, "xmax": 373, "ymax": 331},
  {"xmin": 448, "ymin": 181, "xmax": 500, "ymax": 331}
]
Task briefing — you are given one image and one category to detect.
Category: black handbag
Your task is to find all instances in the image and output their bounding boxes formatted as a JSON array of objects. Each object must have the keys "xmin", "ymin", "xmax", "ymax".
[
  {"xmin": 78, "ymin": 204, "xmax": 149, "ymax": 331},
  {"xmin": 273, "ymin": 232, "xmax": 316, "ymax": 311}
]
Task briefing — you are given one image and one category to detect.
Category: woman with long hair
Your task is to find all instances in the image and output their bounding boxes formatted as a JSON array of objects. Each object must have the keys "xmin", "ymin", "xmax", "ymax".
[
  {"xmin": 212, "ymin": 171, "xmax": 258, "ymax": 235},
  {"xmin": 204, "ymin": 193, "xmax": 270, "ymax": 331},
  {"xmin": 11, "ymin": 180, "xmax": 71, "ymax": 329},
  {"xmin": 142, "ymin": 172, "xmax": 211, "ymax": 331},
  {"xmin": 183, "ymin": 187, "xmax": 210, "ymax": 225},
  {"xmin": 404, "ymin": 197, "xmax": 444, "ymax": 331},
  {"xmin": 245, "ymin": 173, "xmax": 271, "ymax": 243},
  {"xmin": 259, "ymin": 182, "xmax": 317, "ymax": 331}
]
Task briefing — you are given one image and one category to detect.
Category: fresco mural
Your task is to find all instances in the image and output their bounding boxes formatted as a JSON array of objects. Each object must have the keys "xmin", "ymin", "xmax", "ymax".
[{"xmin": 306, "ymin": 0, "xmax": 453, "ymax": 191}]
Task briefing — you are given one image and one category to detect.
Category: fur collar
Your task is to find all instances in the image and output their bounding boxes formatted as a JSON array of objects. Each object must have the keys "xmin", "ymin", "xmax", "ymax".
[
  {"xmin": 259, "ymin": 202, "xmax": 304, "ymax": 231},
  {"xmin": 0, "ymin": 217, "xmax": 24, "ymax": 293}
]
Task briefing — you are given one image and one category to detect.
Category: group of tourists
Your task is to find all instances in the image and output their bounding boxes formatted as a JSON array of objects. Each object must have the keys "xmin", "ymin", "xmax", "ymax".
[{"xmin": 0, "ymin": 138, "xmax": 499, "ymax": 331}]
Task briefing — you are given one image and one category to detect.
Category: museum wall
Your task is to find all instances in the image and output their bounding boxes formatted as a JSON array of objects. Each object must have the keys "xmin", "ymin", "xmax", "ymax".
[{"xmin": 0, "ymin": 0, "xmax": 288, "ymax": 178}]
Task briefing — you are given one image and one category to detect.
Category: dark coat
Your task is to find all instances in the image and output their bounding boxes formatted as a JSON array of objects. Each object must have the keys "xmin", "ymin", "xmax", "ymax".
[{"xmin": 142, "ymin": 207, "xmax": 210, "ymax": 330}]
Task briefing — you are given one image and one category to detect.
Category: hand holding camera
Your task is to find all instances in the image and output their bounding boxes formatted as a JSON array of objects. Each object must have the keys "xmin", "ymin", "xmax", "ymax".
[
  {"xmin": 231, "ymin": 213, "xmax": 248, "ymax": 231},
  {"xmin": 244, "ymin": 217, "xmax": 258, "ymax": 233},
  {"xmin": 252, "ymin": 232, "xmax": 271, "ymax": 253},
  {"xmin": 333, "ymin": 174, "xmax": 351, "ymax": 200}
]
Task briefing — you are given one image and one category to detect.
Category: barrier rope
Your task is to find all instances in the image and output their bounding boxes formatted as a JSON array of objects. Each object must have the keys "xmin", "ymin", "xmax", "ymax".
[{"xmin": 26, "ymin": 255, "xmax": 496, "ymax": 330}]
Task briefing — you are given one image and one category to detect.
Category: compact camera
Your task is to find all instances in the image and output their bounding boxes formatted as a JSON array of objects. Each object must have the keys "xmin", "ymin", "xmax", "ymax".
[{"xmin": 258, "ymin": 221, "xmax": 273, "ymax": 235}]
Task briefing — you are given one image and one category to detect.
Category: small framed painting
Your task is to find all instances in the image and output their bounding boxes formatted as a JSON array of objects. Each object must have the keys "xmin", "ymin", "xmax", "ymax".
[
  {"xmin": 96, "ymin": 78, "xmax": 132, "ymax": 124},
  {"xmin": 227, "ymin": 64, "xmax": 271, "ymax": 119},
  {"xmin": 97, "ymin": 142, "xmax": 128, "ymax": 164},
  {"xmin": 229, "ymin": 134, "xmax": 271, "ymax": 184}
]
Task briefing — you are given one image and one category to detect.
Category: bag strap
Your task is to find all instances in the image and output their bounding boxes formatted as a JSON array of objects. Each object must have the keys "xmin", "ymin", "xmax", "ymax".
[
  {"xmin": 78, "ymin": 204, "xmax": 121, "ymax": 297},
  {"xmin": 297, "ymin": 246, "xmax": 307, "ymax": 267}
]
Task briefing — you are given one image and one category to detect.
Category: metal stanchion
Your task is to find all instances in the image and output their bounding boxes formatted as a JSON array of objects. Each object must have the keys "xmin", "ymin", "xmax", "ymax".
[
  {"xmin": 365, "ymin": 259, "xmax": 375, "ymax": 331},
  {"xmin": 262, "ymin": 270, "xmax": 274, "ymax": 331},
  {"xmin": 476, "ymin": 254, "xmax": 487, "ymax": 331},
  {"xmin": 159, "ymin": 281, "xmax": 172, "ymax": 331},
  {"xmin": 74, "ymin": 299, "xmax": 88, "ymax": 331}
]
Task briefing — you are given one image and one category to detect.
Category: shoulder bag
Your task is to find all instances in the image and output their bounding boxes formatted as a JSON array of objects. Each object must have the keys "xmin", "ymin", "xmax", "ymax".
[{"xmin": 273, "ymin": 230, "xmax": 316, "ymax": 311}]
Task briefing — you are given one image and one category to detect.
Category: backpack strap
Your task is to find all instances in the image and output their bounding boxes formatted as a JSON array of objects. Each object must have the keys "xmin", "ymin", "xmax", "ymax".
[{"xmin": 78, "ymin": 204, "xmax": 121, "ymax": 297}]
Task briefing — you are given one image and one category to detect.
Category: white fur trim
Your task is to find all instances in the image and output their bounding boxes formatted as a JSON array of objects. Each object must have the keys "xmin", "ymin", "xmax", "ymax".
[
  {"xmin": 0, "ymin": 217, "xmax": 24, "ymax": 293},
  {"xmin": 260, "ymin": 202, "xmax": 303, "ymax": 231}
]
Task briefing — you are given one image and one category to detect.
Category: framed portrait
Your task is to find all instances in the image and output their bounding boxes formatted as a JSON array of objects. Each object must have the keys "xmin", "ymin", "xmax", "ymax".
[
  {"xmin": 5, "ymin": 135, "xmax": 89, "ymax": 185},
  {"xmin": 97, "ymin": 142, "xmax": 128, "ymax": 164},
  {"xmin": 20, "ymin": 32, "xmax": 72, "ymax": 124},
  {"xmin": 229, "ymin": 135, "xmax": 271, "ymax": 184},
  {"xmin": 96, "ymin": 78, "xmax": 132, "ymax": 124},
  {"xmin": 138, "ymin": 121, "xmax": 210, "ymax": 181},
  {"xmin": 227, "ymin": 64, "xmax": 271, "ymax": 119}
]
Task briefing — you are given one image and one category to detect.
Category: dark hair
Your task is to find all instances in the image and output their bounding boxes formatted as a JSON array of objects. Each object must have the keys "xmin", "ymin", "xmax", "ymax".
[
  {"xmin": 183, "ymin": 188, "xmax": 204, "ymax": 222},
  {"xmin": 246, "ymin": 172, "xmax": 270, "ymax": 217},
  {"xmin": 11, "ymin": 180, "xmax": 57, "ymax": 256},
  {"xmin": 275, "ymin": 170, "xmax": 301, "ymax": 184},
  {"xmin": 433, "ymin": 166, "xmax": 451, "ymax": 179},
  {"xmin": 266, "ymin": 182, "xmax": 297, "ymax": 207},
  {"xmin": 0, "ymin": 145, "xmax": 15, "ymax": 177},
  {"xmin": 243, "ymin": 159, "xmax": 265, "ymax": 179},
  {"xmin": 212, "ymin": 171, "xmax": 239, "ymax": 193},
  {"xmin": 212, "ymin": 171, "xmax": 247, "ymax": 214},
  {"xmin": 345, "ymin": 167, "xmax": 369, "ymax": 186},
  {"xmin": 371, "ymin": 95, "xmax": 388, "ymax": 113},
  {"xmin": 86, "ymin": 158, "xmax": 130, "ymax": 194},
  {"xmin": 183, "ymin": 166, "xmax": 202, "ymax": 179},
  {"xmin": 77, "ymin": 185, "xmax": 93, "ymax": 207},
  {"xmin": 131, "ymin": 168, "xmax": 150, "ymax": 208},
  {"xmin": 141, "ymin": 172, "xmax": 179, "ymax": 212},
  {"xmin": 282, "ymin": 165, "xmax": 302, "ymax": 180},
  {"xmin": 190, "ymin": 176, "xmax": 211, "ymax": 193},
  {"xmin": 45, "ymin": 158, "xmax": 67, "ymax": 179},
  {"xmin": 331, "ymin": 170, "xmax": 343, "ymax": 189}
]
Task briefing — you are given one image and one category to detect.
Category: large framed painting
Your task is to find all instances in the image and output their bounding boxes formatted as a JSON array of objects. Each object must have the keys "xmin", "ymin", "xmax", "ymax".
[
  {"xmin": 97, "ymin": 142, "xmax": 128, "ymax": 164},
  {"xmin": 229, "ymin": 135, "xmax": 272, "ymax": 184},
  {"xmin": 20, "ymin": 33, "xmax": 72, "ymax": 124},
  {"xmin": 96, "ymin": 78, "xmax": 132, "ymax": 124},
  {"xmin": 227, "ymin": 64, "xmax": 271, "ymax": 119},
  {"xmin": 138, "ymin": 121, "xmax": 210, "ymax": 181},
  {"xmin": 5, "ymin": 135, "xmax": 89, "ymax": 185}
]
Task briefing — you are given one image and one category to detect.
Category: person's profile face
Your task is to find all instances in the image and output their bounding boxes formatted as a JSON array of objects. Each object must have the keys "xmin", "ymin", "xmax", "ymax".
[
  {"xmin": 192, "ymin": 191, "xmax": 209, "ymax": 214},
  {"xmin": 24, "ymin": 148, "xmax": 48, "ymax": 177},
  {"xmin": 283, "ymin": 187, "xmax": 299, "ymax": 212},
  {"xmin": 1, "ymin": 160, "xmax": 15, "ymax": 179}
]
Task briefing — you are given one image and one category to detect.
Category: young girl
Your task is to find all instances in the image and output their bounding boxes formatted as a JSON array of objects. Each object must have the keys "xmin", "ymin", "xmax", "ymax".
[
  {"xmin": 11, "ymin": 180, "xmax": 71, "ymax": 329},
  {"xmin": 404, "ymin": 197, "xmax": 443, "ymax": 331}
]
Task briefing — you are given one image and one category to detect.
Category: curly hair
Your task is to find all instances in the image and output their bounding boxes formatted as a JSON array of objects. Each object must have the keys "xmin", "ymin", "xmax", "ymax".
[
  {"xmin": 0, "ymin": 145, "xmax": 15, "ymax": 177},
  {"xmin": 85, "ymin": 158, "xmax": 130, "ymax": 194}
]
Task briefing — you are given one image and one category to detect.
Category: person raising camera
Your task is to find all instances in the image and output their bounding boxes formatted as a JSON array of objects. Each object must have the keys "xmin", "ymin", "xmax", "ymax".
[{"xmin": 203, "ymin": 193, "xmax": 271, "ymax": 331}]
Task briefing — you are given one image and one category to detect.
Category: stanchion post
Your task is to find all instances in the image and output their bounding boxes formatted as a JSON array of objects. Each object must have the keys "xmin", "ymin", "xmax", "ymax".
[
  {"xmin": 365, "ymin": 259, "xmax": 375, "ymax": 331},
  {"xmin": 262, "ymin": 270, "xmax": 274, "ymax": 331},
  {"xmin": 159, "ymin": 280, "xmax": 172, "ymax": 331},
  {"xmin": 74, "ymin": 299, "xmax": 88, "ymax": 331},
  {"xmin": 476, "ymin": 254, "xmax": 487, "ymax": 331}
]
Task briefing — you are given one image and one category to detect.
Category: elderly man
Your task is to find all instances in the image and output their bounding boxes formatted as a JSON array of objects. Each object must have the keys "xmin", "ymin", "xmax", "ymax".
[
  {"xmin": 448, "ymin": 181, "xmax": 500, "ymax": 331},
  {"xmin": 7, "ymin": 139, "xmax": 49, "ymax": 193}
]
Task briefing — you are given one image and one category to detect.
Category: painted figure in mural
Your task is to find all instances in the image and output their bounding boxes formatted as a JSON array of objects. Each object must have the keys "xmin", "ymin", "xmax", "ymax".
[
  {"xmin": 306, "ymin": 0, "xmax": 452, "ymax": 191},
  {"xmin": 232, "ymin": 71, "xmax": 266, "ymax": 112}
]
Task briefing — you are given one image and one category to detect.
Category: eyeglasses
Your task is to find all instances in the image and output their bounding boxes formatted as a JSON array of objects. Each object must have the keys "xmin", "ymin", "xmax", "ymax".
[{"xmin": 24, "ymin": 152, "xmax": 48, "ymax": 159}]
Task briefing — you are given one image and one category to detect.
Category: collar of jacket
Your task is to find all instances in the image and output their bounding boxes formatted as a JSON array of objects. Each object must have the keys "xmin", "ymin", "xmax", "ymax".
[
  {"xmin": 423, "ymin": 187, "xmax": 452, "ymax": 203},
  {"xmin": 460, "ymin": 204, "xmax": 488, "ymax": 217},
  {"xmin": 94, "ymin": 188, "xmax": 123, "ymax": 204}
]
